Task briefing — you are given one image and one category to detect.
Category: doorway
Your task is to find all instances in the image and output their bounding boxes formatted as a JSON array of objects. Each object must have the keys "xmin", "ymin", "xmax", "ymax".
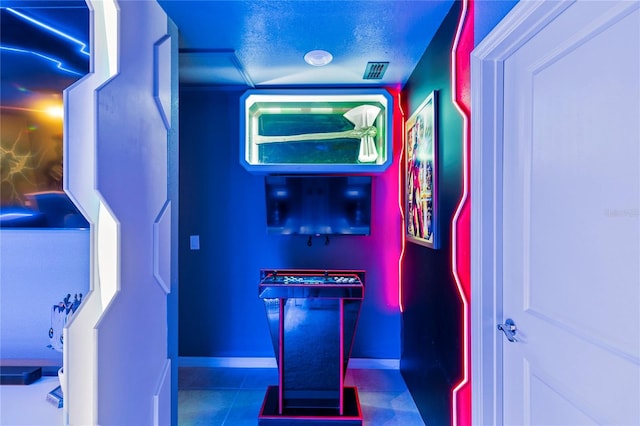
[{"xmin": 472, "ymin": 1, "xmax": 640, "ymax": 424}]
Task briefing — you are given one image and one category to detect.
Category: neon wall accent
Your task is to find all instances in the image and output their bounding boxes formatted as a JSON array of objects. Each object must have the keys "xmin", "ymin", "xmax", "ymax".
[
  {"xmin": 399, "ymin": 2, "xmax": 470, "ymax": 425},
  {"xmin": 450, "ymin": 0, "xmax": 473, "ymax": 425},
  {"xmin": 4, "ymin": 8, "xmax": 90, "ymax": 57}
]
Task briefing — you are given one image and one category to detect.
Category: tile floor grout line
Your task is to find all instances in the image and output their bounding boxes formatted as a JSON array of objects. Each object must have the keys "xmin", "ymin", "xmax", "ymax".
[
  {"xmin": 220, "ymin": 387, "xmax": 242, "ymax": 426},
  {"xmin": 177, "ymin": 367, "xmax": 424, "ymax": 425}
]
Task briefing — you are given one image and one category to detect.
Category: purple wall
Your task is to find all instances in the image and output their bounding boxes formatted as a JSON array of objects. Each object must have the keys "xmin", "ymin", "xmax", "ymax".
[{"xmin": 178, "ymin": 87, "xmax": 402, "ymax": 359}]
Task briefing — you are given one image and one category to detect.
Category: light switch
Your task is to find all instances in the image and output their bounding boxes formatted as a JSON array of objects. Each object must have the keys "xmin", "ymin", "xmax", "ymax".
[{"xmin": 189, "ymin": 235, "xmax": 200, "ymax": 250}]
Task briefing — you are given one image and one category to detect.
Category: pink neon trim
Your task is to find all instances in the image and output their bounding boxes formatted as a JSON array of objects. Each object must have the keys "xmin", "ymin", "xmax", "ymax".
[
  {"xmin": 396, "ymin": 90, "xmax": 407, "ymax": 313},
  {"xmin": 450, "ymin": 0, "xmax": 473, "ymax": 425},
  {"xmin": 258, "ymin": 386, "xmax": 364, "ymax": 421},
  {"xmin": 278, "ymin": 298, "xmax": 284, "ymax": 414},
  {"xmin": 339, "ymin": 298, "xmax": 344, "ymax": 415}
]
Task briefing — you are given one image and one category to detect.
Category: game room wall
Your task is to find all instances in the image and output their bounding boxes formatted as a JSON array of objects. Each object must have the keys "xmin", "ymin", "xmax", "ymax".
[
  {"xmin": 400, "ymin": 3, "xmax": 465, "ymax": 425},
  {"xmin": 178, "ymin": 87, "xmax": 402, "ymax": 359},
  {"xmin": 399, "ymin": 1, "xmax": 517, "ymax": 425},
  {"xmin": 0, "ymin": 229, "xmax": 89, "ymax": 364}
]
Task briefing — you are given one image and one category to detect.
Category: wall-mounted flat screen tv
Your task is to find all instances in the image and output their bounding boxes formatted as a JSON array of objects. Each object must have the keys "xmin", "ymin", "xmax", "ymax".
[{"xmin": 265, "ymin": 175, "xmax": 372, "ymax": 236}]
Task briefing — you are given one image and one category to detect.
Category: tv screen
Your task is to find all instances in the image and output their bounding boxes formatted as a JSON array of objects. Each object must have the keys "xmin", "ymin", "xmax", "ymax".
[{"xmin": 265, "ymin": 175, "xmax": 372, "ymax": 236}]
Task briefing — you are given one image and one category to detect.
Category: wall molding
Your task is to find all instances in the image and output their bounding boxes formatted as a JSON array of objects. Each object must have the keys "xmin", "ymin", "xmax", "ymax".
[{"xmin": 178, "ymin": 357, "xmax": 400, "ymax": 370}]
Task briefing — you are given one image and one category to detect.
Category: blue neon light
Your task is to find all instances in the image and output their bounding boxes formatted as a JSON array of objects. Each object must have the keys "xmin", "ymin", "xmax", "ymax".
[
  {"xmin": 5, "ymin": 7, "xmax": 90, "ymax": 56},
  {"xmin": 1, "ymin": 45, "xmax": 83, "ymax": 76}
]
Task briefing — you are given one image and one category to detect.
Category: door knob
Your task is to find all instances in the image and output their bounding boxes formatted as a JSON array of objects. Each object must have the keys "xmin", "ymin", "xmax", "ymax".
[{"xmin": 498, "ymin": 318, "xmax": 518, "ymax": 342}]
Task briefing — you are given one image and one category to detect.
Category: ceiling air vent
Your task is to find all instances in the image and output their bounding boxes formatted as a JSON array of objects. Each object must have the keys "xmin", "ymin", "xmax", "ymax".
[{"xmin": 363, "ymin": 62, "xmax": 389, "ymax": 80}]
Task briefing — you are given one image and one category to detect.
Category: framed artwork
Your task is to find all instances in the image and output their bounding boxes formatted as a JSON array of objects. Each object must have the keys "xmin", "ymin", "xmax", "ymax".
[{"xmin": 405, "ymin": 91, "xmax": 438, "ymax": 248}]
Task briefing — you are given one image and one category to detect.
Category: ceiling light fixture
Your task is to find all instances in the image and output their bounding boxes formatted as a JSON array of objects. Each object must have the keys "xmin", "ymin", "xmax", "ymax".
[{"xmin": 304, "ymin": 50, "xmax": 333, "ymax": 67}]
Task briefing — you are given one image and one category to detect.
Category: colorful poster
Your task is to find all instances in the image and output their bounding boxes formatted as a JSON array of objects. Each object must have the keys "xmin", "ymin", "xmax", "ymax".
[{"xmin": 406, "ymin": 91, "xmax": 438, "ymax": 248}]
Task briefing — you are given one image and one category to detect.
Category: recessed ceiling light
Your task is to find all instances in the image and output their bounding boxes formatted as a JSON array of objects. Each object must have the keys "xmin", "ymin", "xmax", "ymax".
[{"xmin": 304, "ymin": 49, "xmax": 333, "ymax": 67}]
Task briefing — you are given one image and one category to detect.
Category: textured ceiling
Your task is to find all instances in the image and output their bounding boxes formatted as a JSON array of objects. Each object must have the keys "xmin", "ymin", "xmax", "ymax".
[
  {"xmin": 159, "ymin": 0, "xmax": 454, "ymax": 87},
  {"xmin": 0, "ymin": 0, "xmax": 454, "ymax": 108}
]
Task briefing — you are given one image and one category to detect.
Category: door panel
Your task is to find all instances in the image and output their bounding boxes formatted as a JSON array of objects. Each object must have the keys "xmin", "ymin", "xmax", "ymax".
[
  {"xmin": 529, "ymin": 367, "xmax": 599, "ymax": 426},
  {"xmin": 502, "ymin": 1, "xmax": 639, "ymax": 425}
]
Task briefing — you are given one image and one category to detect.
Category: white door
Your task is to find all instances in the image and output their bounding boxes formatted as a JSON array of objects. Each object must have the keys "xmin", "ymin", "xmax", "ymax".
[
  {"xmin": 503, "ymin": 2, "xmax": 640, "ymax": 425},
  {"xmin": 501, "ymin": 1, "xmax": 639, "ymax": 425}
]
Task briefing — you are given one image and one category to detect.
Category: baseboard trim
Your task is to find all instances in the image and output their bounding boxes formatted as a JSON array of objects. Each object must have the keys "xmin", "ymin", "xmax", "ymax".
[
  {"xmin": 178, "ymin": 357, "xmax": 399, "ymax": 370},
  {"xmin": 179, "ymin": 357, "xmax": 277, "ymax": 368}
]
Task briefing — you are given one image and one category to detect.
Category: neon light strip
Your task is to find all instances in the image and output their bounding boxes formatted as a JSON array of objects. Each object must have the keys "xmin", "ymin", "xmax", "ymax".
[
  {"xmin": 339, "ymin": 299, "xmax": 344, "ymax": 415},
  {"xmin": 278, "ymin": 299, "xmax": 284, "ymax": 415},
  {"xmin": 0, "ymin": 46, "xmax": 83, "ymax": 76},
  {"xmin": 5, "ymin": 8, "xmax": 90, "ymax": 56},
  {"xmin": 397, "ymin": 90, "xmax": 406, "ymax": 313},
  {"xmin": 450, "ymin": 0, "xmax": 471, "ymax": 425}
]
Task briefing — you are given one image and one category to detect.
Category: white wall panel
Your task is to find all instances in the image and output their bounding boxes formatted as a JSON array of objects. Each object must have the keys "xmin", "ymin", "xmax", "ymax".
[{"xmin": 65, "ymin": 1, "xmax": 176, "ymax": 424}]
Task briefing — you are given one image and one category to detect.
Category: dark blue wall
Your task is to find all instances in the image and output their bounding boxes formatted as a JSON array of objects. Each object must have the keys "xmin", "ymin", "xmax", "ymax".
[
  {"xmin": 179, "ymin": 87, "xmax": 402, "ymax": 359},
  {"xmin": 400, "ymin": 3, "xmax": 463, "ymax": 425},
  {"xmin": 400, "ymin": 1, "xmax": 517, "ymax": 424}
]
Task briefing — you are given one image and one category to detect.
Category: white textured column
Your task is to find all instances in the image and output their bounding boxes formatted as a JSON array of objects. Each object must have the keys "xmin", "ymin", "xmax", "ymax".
[{"xmin": 64, "ymin": 1, "xmax": 176, "ymax": 424}]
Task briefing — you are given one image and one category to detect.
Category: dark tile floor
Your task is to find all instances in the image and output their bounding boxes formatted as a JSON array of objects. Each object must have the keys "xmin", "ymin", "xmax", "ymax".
[{"xmin": 178, "ymin": 366, "xmax": 425, "ymax": 425}]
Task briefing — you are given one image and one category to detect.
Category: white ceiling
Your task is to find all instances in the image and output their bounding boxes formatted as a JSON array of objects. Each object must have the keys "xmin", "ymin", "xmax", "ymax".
[{"xmin": 158, "ymin": 0, "xmax": 454, "ymax": 87}]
